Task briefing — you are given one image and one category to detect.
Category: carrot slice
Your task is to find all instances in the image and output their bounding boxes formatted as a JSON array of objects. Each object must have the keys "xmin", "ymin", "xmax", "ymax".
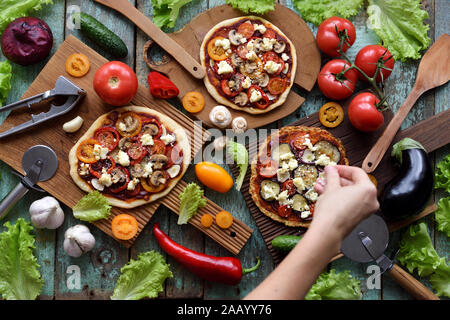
[
  {"xmin": 111, "ymin": 214, "xmax": 138, "ymax": 240},
  {"xmin": 200, "ymin": 214, "xmax": 214, "ymax": 228},
  {"xmin": 215, "ymin": 210, "xmax": 234, "ymax": 229},
  {"xmin": 182, "ymin": 91, "xmax": 205, "ymax": 113}
]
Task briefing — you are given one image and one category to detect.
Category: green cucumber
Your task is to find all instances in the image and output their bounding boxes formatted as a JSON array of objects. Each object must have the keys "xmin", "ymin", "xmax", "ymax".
[
  {"xmin": 76, "ymin": 12, "xmax": 128, "ymax": 58},
  {"xmin": 271, "ymin": 235, "xmax": 302, "ymax": 253}
]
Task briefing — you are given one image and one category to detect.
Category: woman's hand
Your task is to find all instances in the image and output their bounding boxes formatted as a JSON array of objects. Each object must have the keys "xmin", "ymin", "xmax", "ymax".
[{"xmin": 311, "ymin": 165, "xmax": 380, "ymax": 242}]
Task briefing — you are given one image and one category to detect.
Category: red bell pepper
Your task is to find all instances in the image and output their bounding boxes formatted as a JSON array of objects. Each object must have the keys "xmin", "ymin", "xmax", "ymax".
[
  {"xmin": 152, "ymin": 223, "xmax": 260, "ymax": 286},
  {"xmin": 147, "ymin": 71, "xmax": 180, "ymax": 99}
]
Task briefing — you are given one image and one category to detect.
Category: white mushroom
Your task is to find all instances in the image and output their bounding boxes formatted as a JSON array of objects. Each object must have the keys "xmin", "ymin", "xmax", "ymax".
[
  {"xmin": 234, "ymin": 92, "xmax": 248, "ymax": 106},
  {"xmin": 209, "ymin": 105, "xmax": 232, "ymax": 128},
  {"xmin": 274, "ymin": 40, "xmax": 286, "ymax": 53},
  {"xmin": 228, "ymin": 29, "xmax": 244, "ymax": 46},
  {"xmin": 29, "ymin": 196, "xmax": 65, "ymax": 229},
  {"xmin": 63, "ymin": 116, "xmax": 84, "ymax": 133},
  {"xmin": 63, "ymin": 225, "xmax": 96, "ymax": 258},
  {"xmin": 232, "ymin": 117, "xmax": 248, "ymax": 134}
]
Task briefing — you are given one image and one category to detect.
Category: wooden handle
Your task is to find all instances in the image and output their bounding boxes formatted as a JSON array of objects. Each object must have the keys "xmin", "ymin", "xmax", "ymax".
[
  {"xmin": 388, "ymin": 264, "xmax": 439, "ymax": 300},
  {"xmin": 94, "ymin": 0, "xmax": 205, "ymax": 79},
  {"xmin": 362, "ymin": 88, "xmax": 423, "ymax": 173}
]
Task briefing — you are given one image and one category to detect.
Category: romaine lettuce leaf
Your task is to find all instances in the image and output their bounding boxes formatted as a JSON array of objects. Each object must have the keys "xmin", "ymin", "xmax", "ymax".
[
  {"xmin": 398, "ymin": 222, "xmax": 450, "ymax": 297},
  {"xmin": 305, "ymin": 269, "xmax": 362, "ymax": 300},
  {"xmin": 226, "ymin": 0, "xmax": 275, "ymax": 15},
  {"xmin": 0, "ymin": 218, "xmax": 44, "ymax": 300},
  {"xmin": 0, "ymin": 60, "xmax": 12, "ymax": 107},
  {"xmin": 227, "ymin": 140, "xmax": 248, "ymax": 191},
  {"xmin": 73, "ymin": 191, "xmax": 111, "ymax": 222},
  {"xmin": 435, "ymin": 154, "xmax": 450, "ymax": 193},
  {"xmin": 293, "ymin": 0, "xmax": 363, "ymax": 26},
  {"xmin": 111, "ymin": 251, "xmax": 173, "ymax": 300},
  {"xmin": 151, "ymin": 0, "xmax": 192, "ymax": 29},
  {"xmin": 435, "ymin": 197, "xmax": 450, "ymax": 237},
  {"xmin": 367, "ymin": 0, "xmax": 431, "ymax": 61},
  {"xmin": 0, "ymin": 0, "xmax": 53, "ymax": 33},
  {"xmin": 177, "ymin": 183, "xmax": 207, "ymax": 225}
]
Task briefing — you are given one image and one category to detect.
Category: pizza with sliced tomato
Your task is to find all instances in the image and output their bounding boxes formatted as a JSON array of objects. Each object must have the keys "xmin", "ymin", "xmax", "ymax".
[
  {"xmin": 69, "ymin": 106, "xmax": 191, "ymax": 209},
  {"xmin": 200, "ymin": 16, "xmax": 297, "ymax": 114},
  {"xmin": 249, "ymin": 126, "xmax": 348, "ymax": 227}
]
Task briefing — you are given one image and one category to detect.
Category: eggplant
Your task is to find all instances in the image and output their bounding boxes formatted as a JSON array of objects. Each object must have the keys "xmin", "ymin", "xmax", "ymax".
[{"xmin": 379, "ymin": 138, "xmax": 434, "ymax": 221}]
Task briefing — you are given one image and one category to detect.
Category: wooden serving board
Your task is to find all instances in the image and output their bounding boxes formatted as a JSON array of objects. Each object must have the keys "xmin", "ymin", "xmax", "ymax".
[
  {"xmin": 230, "ymin": 107, "xmax": 450, "ymax": 264},
  {"xmin": 143, "ymin": 4, "xmax": 321, "ymax": 129},
  {"xmin": 0, "ymin": 35, "xmax": 253, "ymax": 254}
]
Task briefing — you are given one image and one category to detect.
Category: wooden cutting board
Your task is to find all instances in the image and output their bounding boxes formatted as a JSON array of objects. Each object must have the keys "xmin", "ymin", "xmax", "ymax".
[
  {"xmin": 143, "ymin": 4, "xmax": 321, "ymax": 129},
  {"xmin": 0, "ymin": 35, "xmax": 253, "ymax": 254},
  {"xmin": 230, "ymin": 107, "xmax": 450, "ymax": 264}
]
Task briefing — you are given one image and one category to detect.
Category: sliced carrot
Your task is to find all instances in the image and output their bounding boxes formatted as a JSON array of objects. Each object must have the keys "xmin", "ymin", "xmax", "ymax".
[
  {"xmin": 215, "ymin": 210, "xmax": 234, "ymax": 229},
  {"xmin": 200, "ymin": 214, "xmax": 214, "ymax": 228},
  {"xmin": 182, "ymin": 91, "xmax": 205, "ymax": 113},
  {"xmin": 65, "ymin": 53, "xmax": 90, "ymax": 77},
  {"xmin": 111, "ymin": 214, "xmax": 138, "ymax": 240}
]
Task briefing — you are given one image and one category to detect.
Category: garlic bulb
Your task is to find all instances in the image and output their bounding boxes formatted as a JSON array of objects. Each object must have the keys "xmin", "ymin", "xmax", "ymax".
[
  {"xmin": 29, "ymin": 196, "xmax": 65, "ymax": 229},
  {"xmin": 213, "ymin": 136, "xmax": 228, "ymax": 151},
  {"xmin": 63, "ymin": 225, "xmax": 96, "ymax": 258},
  {"xmin": 231, "ymin": 117, "xmax": 248, "ymax": 133},
  {"xmin": 209, "ymin": 105, "xmax": 232, "ymax": 128},
  {"xmin": 63, "ymin": 116, "xmax": 84, "ymax": 133}
]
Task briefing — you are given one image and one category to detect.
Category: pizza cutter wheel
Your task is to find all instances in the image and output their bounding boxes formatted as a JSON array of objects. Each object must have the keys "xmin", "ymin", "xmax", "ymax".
[
  {"xmin": 341, "ymin": 214, "xmax": 439, "ymax": 300},
  {"xmin": 0, "ymin": 145, "xmax": 58, "ymax": 219}
]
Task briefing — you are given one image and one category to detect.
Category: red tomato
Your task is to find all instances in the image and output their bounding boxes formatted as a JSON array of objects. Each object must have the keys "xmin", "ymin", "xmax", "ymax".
[
  {"xmin": 355, "ymin": 45, "xmax": 395, "ymax": 83},
  {"xmin": 258, "ymin": 159, "xmax": 278, "ymax": 178},
  {"xmin": 263, "ymin": 28, "xmax": 276, "ymax": 39},
  {"xmin": 93, "ymin": 61, "xmax": 138, "ymax": 106},
  {"xmin": 277, "ymin": 205, "xmax": 293, "ymax": 218},
  {"xmin": 316, "ymin": 16, "xmax": 356, "ymax": 57},
  {"xmin": 247, "ymin": 85, "xmax": 270, "ymax": 109},
  {"xmin": 94, "ymin": 127, "xmax": 120, "ymax": 151},
  {"xmin": 348, "ymin": 92, "xmax": 385, "ymax": 132},
  {"xmin": 317, "ymin": 59, "xmax": 359, "ymax": 100},
  {"xmin": 237, "ymin": 21, "xmax": 254, "ymax": 39},
  {"xmin": 282, "ymin": 180, "xmax": 296, "ymax": 197},
  {"xmin": 236, "ymin": 45, "xmax": 249, "ymax": 59},
  {"xmin": 148, "ymin": 139, "xmax": 166, "ymax": 155},
  {"xmin": 267, "ymin": 77, "xmax": 286, "ymax": 95}
]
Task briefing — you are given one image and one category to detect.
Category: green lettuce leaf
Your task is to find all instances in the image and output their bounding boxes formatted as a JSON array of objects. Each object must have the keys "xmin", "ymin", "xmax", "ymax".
[
  {"xmin": 435, "ymin": 154, "xmax": 450, "ymax": 193},
  {"xmin": 367, "ymin": 0, "xmax": 431, "ymax": 61},
  {"xmin": 151, "ymin": 0, "xmax": 193, "ymax": 29},
  {"xmin": 73, "ymin": 191, "xmax": 112, "ymax": 222},
  {"xmin": 227, "ymin": 140, "xmax": 248, "ymax": 191},
  {"xmin": 0, "ymin": 60, "xmax": 12, "ymax": 106},
  {"xmin": 0, "ymin": 0, "xmax": 53, "ymax": 33},
  {"xmin": 398, "ymin": 222, "xmax": 450, "ymax": 297},
  {"xmin": 111, "ymin": 251, "xmax": 173, "ymax": 300},
  {"xmin": 226, "ymin": 0, "xmax": 275, "ymax": 15},
  {"xmin": 305, "ymin": 269, "xmax": 362, "ymax": 300},
  {"xmin": 0, "ymin": 218, "xmax": 44, "ymax": 300},
  {"xmin": 177, "ymin": 183, "xmax": 207, "ymax": 225},
  {"xmin": 293, "ymin": 0, "xmax": 363, "ymax": 26},
  {"xmin": 435, "ymin": 197, "xmax": 450, "ymax": 237}
]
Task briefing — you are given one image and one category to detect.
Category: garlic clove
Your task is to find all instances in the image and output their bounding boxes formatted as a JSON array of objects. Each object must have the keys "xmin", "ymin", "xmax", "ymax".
[
  {"xmin": 63, "ymin": 116, "xmax": 84, "ymax": 133},
  {"xmin": 213, "ymin": 136, "xmax": 228, "ymax": 151},
  {"xmin": 231, "ymin": 116, "xmax": 248, "ymax": 133}
]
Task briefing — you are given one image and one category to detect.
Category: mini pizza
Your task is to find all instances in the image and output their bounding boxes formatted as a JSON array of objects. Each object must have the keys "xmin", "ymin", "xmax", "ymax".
[
  {"xmin": 200, "ymin": 16, "xmax": 297, "ymax": 115},
  {"xmin": 69, "ymin": 106, "xmax": 191, "ymax": 209},
  {"xmin": 250, "ymin": 126, "xmax": 349, "ymax": 227}
]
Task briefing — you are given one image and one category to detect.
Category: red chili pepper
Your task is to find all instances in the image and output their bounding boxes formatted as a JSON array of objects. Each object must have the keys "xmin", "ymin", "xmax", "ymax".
[
  {"xmin": 152, "ymin": 223, "xmax": 260, "ymax": 285},
  {"xmin": 147, "ymin": 71, "xmax": 180, "ymax": 99}
]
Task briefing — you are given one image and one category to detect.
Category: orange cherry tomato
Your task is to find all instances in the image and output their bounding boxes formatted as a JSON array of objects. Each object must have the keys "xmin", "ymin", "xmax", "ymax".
[
  {"xmin": 207, "ymin": 36, "xmax": 229, "ymax": 61},
  {"xmin": 111, "ymin": 214, "xmax": 138, "ymax": 240},
  {"xmin": 140, "ymin": 171, "xmax": 169, "ymax": 193},
  {"xmin": 195, "ymin": 162, "xmax": 233, "ymax": 193},
  {"xmin": 319, "ymin": 102, "xmax": 344, "ymax": 128},
  {"xmin": 182, "ymin": 91, "xmax": 205, "ymax": 113},
  {"xmin": 215, "ymin": 210, "xmax": 234, "ymax": 229},
  {"xmin": 267, "ymin": 77, "xmax": 287, "ymax": 95},
  {"xmin": 65, "ymin": 53, "xmax": 90, "ymax": 77},
  {"xmin": 76, "ymin": 139, "xmax": 99, "ymax": 164},
  {"xmin": 200, "ymin": 214, "xmax": 214, "ymax": 228}
]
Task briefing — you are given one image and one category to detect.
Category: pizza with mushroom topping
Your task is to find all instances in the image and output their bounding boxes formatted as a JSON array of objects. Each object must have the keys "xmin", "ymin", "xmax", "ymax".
[
  {"xmin": 69, "ymin": 106, "xmax": 190, "ymax": 209},
  {"xmin": 250, "ymin": 126, "xmax": 349, "ymax": 227},
  {"xmin": 200, "ymin": 16, "xmax": 297, "ymax": 114}
]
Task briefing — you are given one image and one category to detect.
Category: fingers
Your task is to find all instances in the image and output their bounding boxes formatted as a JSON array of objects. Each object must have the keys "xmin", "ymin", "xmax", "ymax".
[
  {"xmin": 335, "ymin": 165, "xmax": 371, "ymax": 184},
  {"xmin": 315, "ymin": 176, "xmax": 353, "ymax": 194},
  {"xmin": 323, "ymin": 166, "xmax": 340, "ymax": 192}
]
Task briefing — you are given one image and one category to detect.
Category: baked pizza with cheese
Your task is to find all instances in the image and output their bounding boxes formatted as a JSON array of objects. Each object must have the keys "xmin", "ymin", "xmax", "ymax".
[
  {"xmin": 200, "ymin": 16, "xmax": 297, "ymax": 114},
  {"xmin": 250, "ymin": 126, "xmax": 349, "ymax": 227},
  {"xmin": 69, "ymin": 106, "xmax": 190, "ymax": 209}
]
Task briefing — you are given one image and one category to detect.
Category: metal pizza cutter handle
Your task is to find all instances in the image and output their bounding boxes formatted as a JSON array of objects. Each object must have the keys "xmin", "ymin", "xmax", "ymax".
[
  {"xmin": 341, "ymin": 214, "xmax": 439, "ymax": 300},
  {"xmin": 0, "ymin": 145, "xmax": 58, "ymax": 219}
]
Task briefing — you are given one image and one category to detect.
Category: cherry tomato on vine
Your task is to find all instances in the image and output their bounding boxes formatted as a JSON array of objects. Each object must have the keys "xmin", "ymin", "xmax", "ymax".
[
  {"xmin": 348, "ymin": 92, "xmax": 385, "ymax": 132},
  {"xmin": 355, "ymin": 45, "xmax": 395, "ymax": 83},
  {"xmin": 317, "ymin": 59, "xmax": 359, "ymax": 100},
  {"xmin": 316, "ymin": 16, "xmax": 356, "ymax": 57}
]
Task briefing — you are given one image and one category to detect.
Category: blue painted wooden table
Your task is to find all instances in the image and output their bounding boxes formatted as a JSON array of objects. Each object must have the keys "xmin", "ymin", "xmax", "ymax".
[{"xmin": 0, "ymin": 0, "xmax": 448, "ymax": 300}]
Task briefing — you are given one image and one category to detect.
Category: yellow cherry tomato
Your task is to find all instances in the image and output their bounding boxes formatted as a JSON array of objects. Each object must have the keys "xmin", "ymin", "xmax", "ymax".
[
  {"xmin": 319, "ymin": 102, "xmax": 344, "ymax": 128},
  {"xmin": 195, "ymin": 162, "xmax": 233, "ymax": 193},
  {"xmin": 182, "ymin": 91, "xmax": 205, "ymax": 113},
  {"xmin": 65, "ymin": 53, "xmax": 90, "ymax": 77},
  {"xmin": 207, "ymin": 36, "xmax": 229, "ymax": 61}
]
